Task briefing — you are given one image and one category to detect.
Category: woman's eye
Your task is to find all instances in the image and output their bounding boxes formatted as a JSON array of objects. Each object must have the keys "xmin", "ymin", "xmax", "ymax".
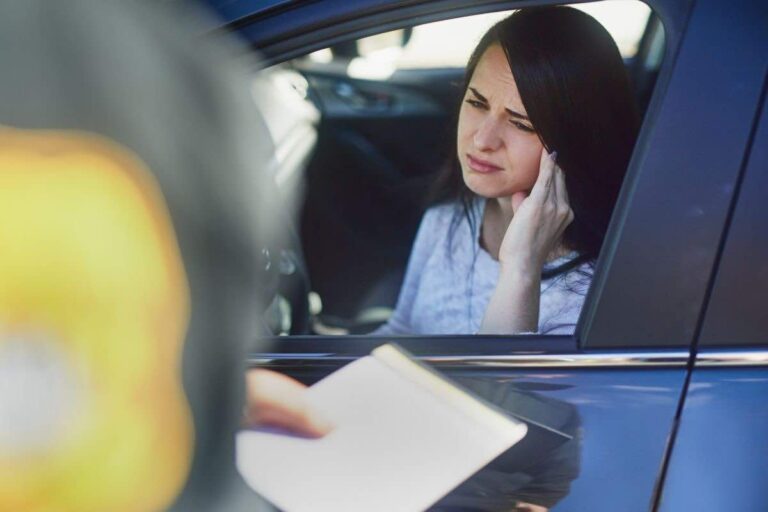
[
  {"xmin": 511, "ymin": 120, "xmax": 535, "ymax": 133},
  {"xmin": 464, "ymin": 99, "xmax": 486, "ymax": 109}
]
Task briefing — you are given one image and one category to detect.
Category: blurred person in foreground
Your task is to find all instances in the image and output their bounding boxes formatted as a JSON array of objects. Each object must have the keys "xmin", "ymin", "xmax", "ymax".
[{"xmin": 0, "ymin": 1, "xmax": 325, "ymax": 511}]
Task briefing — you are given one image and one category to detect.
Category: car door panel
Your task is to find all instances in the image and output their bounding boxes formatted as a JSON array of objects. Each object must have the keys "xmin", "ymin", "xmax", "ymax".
[
  {"xmin": 443, "ymin": 366, "xmax": 687, "ymax": 511},
  {"xmin": 657, "ymin": 356, "xmax": 768, "ymax": 511},
  {"xmin": 252, "ymin": 335, "xmax": 689, "ymax": 511}
]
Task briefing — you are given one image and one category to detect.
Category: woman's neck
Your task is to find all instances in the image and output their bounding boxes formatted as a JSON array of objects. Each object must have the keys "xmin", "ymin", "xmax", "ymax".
[{"xmin": 493, "ymin": 195, "xmax": 516, "ymax": 226}]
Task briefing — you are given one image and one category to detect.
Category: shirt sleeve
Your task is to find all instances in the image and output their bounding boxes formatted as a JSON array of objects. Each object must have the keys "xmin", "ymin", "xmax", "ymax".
[{"xmin": 370, "ymin": 206, "xmax": 442, "ymax": 335}]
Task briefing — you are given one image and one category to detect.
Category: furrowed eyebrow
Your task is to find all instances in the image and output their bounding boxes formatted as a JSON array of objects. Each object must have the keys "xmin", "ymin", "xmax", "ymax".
[
  {"xmin": 505, "ymin": 108, "xmax": 529, "ymax": 121},
  {"xmin": 468, "ymin": 87, "xmax": 529, "ymax": 121},
  {"xmin": 468, "ymin": 87, "xmax": 488, "ymax": 103}
]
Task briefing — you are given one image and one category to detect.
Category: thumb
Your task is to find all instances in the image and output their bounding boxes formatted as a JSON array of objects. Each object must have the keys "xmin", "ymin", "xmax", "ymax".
[{"xmin": 511, "ymin": 191, "xmax": 528, "ymax": 214}]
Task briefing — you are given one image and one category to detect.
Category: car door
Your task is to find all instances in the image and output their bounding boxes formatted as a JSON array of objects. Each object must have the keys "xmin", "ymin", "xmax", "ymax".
[{"xmin": 204, "ymin": 0, "xmax": 765, "ymax": 509}]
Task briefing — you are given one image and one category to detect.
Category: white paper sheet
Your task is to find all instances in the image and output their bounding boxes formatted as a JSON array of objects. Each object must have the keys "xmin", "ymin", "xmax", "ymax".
[{"xmin": 237, "ymin": 354, "xmax": 526, "ymax": 512}]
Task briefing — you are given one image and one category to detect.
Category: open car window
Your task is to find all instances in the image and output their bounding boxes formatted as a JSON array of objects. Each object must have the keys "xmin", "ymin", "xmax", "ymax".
[{"xmin": 258, "ymin": 0, "xmax": 665, "ymax": 337}]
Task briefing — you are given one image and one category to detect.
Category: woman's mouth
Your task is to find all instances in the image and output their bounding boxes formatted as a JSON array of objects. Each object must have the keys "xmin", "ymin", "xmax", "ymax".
[{"xmin": 466, "ymin": 154, "xmax": 503, "ymax": 174}]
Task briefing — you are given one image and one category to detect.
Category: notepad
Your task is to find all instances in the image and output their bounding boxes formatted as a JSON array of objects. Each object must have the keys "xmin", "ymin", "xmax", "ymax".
[{"xmin": 236, "ymin": 344, "xmax": 527, "ymax": 512}]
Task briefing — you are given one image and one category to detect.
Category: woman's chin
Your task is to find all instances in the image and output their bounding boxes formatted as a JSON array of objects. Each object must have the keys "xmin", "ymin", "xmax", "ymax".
[{"xmin": 462, "ymin": 173, "xmax": 519, "ymax": 199}]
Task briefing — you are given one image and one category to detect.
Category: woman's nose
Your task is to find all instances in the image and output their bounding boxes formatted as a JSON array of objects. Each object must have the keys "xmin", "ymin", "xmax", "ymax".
[{"xmin": 473, "ymin": 116, "xmax": 503, "ymax": 151}]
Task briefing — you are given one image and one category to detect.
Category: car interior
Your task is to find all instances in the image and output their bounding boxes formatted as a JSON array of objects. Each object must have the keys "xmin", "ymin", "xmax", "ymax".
[{"xmin": 254, "ymin": 1, "xmax": 666, "ymax": 335}]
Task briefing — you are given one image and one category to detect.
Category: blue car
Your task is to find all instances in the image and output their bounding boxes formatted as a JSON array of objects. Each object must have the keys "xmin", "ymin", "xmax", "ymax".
[{"xmin": 205, "ymin": 0, "xmax": 768, "ymax": 509}]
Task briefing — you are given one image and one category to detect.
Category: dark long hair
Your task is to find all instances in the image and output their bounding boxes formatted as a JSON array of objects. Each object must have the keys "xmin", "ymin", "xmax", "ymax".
[{"xmin": 430, "ymin": 6, "xmax": 640, "ymax": 263}]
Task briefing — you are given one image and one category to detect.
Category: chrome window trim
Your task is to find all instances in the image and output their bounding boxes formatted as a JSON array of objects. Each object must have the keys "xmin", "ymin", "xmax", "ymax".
[
  {"xmin": 248, "ymin": 351, "xmax": 690, "ymax": 369},
  {"xmin": 696, "ymin": 349, "xmax": 768, "ymax": 367}
]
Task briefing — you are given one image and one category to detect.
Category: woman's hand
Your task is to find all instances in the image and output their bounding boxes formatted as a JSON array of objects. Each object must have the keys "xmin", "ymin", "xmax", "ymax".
[
  {"xmin": 498, "ymin": 148, "xmax": 574, "ymax": 273},
  {"xmin": 480, "ymin": 148, "xmax": 573, "ymax": 334},
  {"xmin": 243, "ymin": 369, "xmax": 333, "ymax": 438}
]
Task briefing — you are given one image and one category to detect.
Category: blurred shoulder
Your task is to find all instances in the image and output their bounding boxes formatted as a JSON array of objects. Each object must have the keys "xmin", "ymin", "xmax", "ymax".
[{"xmin": 421, "ymin": 201, "xmax": 463, "ymax": 228}]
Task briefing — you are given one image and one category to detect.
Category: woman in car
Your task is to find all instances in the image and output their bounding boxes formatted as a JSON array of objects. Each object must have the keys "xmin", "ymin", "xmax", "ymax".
[{"xmin": 375, "ymin": 6, "xmax": 639, "ymax": 335}]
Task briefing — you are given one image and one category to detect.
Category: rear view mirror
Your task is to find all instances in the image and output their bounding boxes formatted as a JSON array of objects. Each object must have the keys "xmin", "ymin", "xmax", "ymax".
[{"xmin": 330, "ymin": 28, "xmax": 412, "ymax": 59}]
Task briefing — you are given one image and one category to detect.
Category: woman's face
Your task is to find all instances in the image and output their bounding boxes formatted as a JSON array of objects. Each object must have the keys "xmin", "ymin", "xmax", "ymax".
[{"xmin": 457, "ymin": 44, "xmax": 544, "ymax": 199}]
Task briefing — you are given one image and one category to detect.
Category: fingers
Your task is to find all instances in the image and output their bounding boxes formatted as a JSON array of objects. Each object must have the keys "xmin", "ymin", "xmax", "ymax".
[
  {"xmin": 514, "ymin": 502, "xmax": 549, "ymax": 512},
  {"xmin": 244, "ymin": 369, "xmax": 333, "ymax": 438},
  {"xmin": 551, "ymin": 155, "xmax": 575, "ymax": 228},
  {"xmin": 249, "ymin": 402, "xmax": 332, "ymax": 438},
  {"xmin": 529, "ymin": 147, "xmax": 555, "ymax": 201},
  {"xmin": 555, "ymin": 168, "xmax": 570, "ymax": 206}
]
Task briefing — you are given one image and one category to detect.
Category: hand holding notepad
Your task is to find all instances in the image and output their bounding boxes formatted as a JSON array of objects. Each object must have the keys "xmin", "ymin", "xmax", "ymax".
[{"xmin": 237, "ymin": 344, "xmax": 527, "ymax": 512}]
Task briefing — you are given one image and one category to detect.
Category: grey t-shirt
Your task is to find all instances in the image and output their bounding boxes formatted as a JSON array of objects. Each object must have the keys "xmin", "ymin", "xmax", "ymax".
[{"xmin": 375, "ymin": 199, "xmax": 592, "ymax": 335}]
